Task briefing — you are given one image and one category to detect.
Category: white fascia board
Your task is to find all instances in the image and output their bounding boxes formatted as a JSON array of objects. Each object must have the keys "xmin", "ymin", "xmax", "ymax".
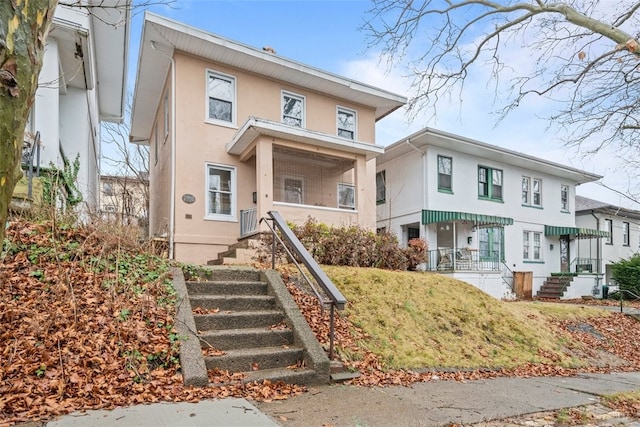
[
  {"xmin": 381, "ymin": 127, "xmax": 602, "ymax": 184},
  {"xmin": 227, "ymin": 118, "xmax": 385, "ymax": 160}
]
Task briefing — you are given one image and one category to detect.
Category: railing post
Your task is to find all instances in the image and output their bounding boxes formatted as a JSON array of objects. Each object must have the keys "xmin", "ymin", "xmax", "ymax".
[
  {"xmin": 329, "ymin": 304, "xmax": 335, "ymax": 361},
  {"xmin": 271, "ymin": 221, "xmax": 276, "ymax": 270}
]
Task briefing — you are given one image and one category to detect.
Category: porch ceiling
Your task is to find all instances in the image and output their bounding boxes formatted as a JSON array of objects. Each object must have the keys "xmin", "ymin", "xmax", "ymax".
[
  {"xmin": 544, "ymin": 225, "xmax": 610, "ymax": 239},
  {"xmin": 227, "ymin": 117, "xmax": 385, "ymax": 160},
  {"xmin": 421, "ymin": 209, "xmax": 514, "ymax": 226}
]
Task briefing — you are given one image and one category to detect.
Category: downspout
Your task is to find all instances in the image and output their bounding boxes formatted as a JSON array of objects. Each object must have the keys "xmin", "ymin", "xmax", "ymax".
[
  {"xmin": 151, "ymin": 41, "xmax": 176, "ymax": 259},
  {"xmin": 168, "ymin": 56, "xmax": 176, "ymax": 260},
  {"xmin": 406, "ymin": 139, "xmax": 427, "ymax": 240}
]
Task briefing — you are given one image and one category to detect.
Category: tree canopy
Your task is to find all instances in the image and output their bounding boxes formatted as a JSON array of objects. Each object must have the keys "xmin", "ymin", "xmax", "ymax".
[{"xmin": 364, "ymin": 0, "xmax": 640, "ymax": 168}]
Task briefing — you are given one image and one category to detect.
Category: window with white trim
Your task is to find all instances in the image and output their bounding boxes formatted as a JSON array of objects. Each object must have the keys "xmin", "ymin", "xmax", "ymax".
[
  {"xmin": 438, "ymin": 155, "xmax": 452, "ymax": 192},
  {"xmin": 376, "ymin": 171, "xmax": 386, "ymax": 205},
  {"xmin": 282, "ymin": 91, "xmax": 305, "ymax": 127},
  {"xmin": 478, "ymin": 166, "xmax": 502, "ymax": 201},
  {"xmin": 522, "ymin": 176, "xmax": 530, "ymax": 204},
  {"xmin": 523, "ymin": 231, "xmax": 542, "ymax": 261},
  {"xmin": 522, "ymin": 176, "xmax": 542, "ymax": 207},
  {"xmin": 207, "ymin": 70, "xmax": 235, "ymax": 124},
  {"xmin": 604, "ymin": 219, "xmax": 613, "ymax": 244},
  {"xmin": 560, "ymin": 185, "xmax": 569, "ymax": 211},
  {"xmin": 283, "ymin": 175, "xmax": 304, "ymax": 204},
  {"xmin": 623, "ymin": 222, "xmax": 630, "ymax": 246},
  {"xmin": 337, "ymin": 107, "xmax": 356, "ymax": 139},
  {"xmin": 206, "ymin": 164, "xmax": 236, "ymax": 219}
]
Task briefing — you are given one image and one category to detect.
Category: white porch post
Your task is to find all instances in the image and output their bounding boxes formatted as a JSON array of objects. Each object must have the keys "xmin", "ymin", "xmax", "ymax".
[{"xmin": 255, "ymin": 138, "xmax": 274, "ymax": 231}]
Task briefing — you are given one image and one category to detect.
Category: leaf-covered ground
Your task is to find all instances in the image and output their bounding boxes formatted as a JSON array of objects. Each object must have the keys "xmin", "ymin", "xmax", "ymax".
[
  {"xmin": 4, "ymin": 220, "xmax": 640, "ymax": 425},
  {"xmin": 0, "ymin": 221, "xmax": 304, "ymax": 426}
]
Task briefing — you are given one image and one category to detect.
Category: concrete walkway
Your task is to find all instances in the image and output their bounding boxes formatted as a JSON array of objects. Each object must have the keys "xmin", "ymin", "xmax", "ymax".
[
  {"xmin": 44, "ymin": 372, "xmax": 640, "ymax": 427},
  {"xmin": 256, "ymin": 371, "xmax": 640, "ymax": 426}
]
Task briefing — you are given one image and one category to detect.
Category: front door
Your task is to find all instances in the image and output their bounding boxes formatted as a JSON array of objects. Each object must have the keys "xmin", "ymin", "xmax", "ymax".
[
  {"xmin": 437, "ymin": 222, "xmax": 454, "ymax": 248},
  {"xmin": 559, "ymin": 235, "xmax": 570, "ymax": 272}
]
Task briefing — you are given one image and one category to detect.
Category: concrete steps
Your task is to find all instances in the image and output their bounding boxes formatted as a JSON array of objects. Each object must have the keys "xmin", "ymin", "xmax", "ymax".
[
  {"xmin": 207, "ymin": 238, "xmax": 264, "ymax": 266},
  {"xmin": 537, "ymin": 275, "xmax": 574, "ymax": 299},
  {"xmin": 185, "ymin": 267, "xmax": 323, "ymax": 385}
]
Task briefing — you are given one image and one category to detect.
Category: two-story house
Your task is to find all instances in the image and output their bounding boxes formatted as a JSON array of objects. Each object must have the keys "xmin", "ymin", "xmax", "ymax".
[
  {"xmin": 575, "ymin": 195, "xmax": 640, "ymax": 292},
  {"xmin": 129, "ymin": 13, "xmax": 406, "ymax": 264},
  {"xmin": 376, "ymin": 127, "xmax": 608, "ymax": 299},
  {"xmin": 16, "ymin": 1, "xmax": 130, "ymax": 214}
]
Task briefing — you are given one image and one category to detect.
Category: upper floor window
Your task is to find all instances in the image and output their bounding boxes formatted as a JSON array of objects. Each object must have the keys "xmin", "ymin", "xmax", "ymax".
[
  {"xmin": 623, "ymin": 222, "xmax": 630, "ymax": 246},
  {"xmin": 103, "ymin": 182, "xmax": 113, "ymax": 196},
  {"xmin": 376, "ymin": 171, "xmax": 386, "ymax": 204},
  {"xmin": 522, "ymin": 176, "xmax": 542, "ymax": 207},
  {"xmin": 282, "ymin": 91, "xmax": 305, "ymax": 127},
  {"xmin": 337, "ymin": 107, "xmax": 356, "ymax": 139},
  {"xmin": 207, "ymin": 70, "xmax": 235, "ymax": 125},
  {"xmin": 523, "ymin": 231, "xmax": 542, "ymax": 261},
  {"xmin": 478, "ymin": 166, "xmax": 502, "ymax": 201},
  {"xmin": 604, "ymin": 219, "xmax": 613, "ymax": 244},
  {"xmin": 438, "ymin": 155, "xmax": 452, "ymax": 192},
  {"xmin": 560, "ymin": 185, "xmax": 569, "ymax": 211},
  {"xmin": 206, "ymin": 163, "xmax": 236, "ymax": 220}
]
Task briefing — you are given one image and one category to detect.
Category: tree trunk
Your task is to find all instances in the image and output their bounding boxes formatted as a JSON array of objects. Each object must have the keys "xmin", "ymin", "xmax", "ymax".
[{"xmin": 0, "ymin": 0, "xmax": 58, "ymax": 242}]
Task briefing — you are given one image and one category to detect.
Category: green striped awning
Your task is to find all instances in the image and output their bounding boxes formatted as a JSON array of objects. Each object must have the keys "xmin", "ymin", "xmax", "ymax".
[
  {"xmin": 421, "ymin": 210, "xmax": 514, "ymax": 226},
  {"xmin": 544, "ymin": 225, "xmax": 610, "ymax": 239}
]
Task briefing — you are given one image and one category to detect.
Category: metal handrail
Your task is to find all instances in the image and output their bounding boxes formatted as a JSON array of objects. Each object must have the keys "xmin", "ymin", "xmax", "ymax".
[
  {"xmin": 607, "ymin": 288, "xmax": 640, "ymax": 313},
  {"xmin": 260, "ymin": 210, "xmax": 347, "ymax": 360},
  {"xmin": 501, "ymin": 261, "xmax": 515, "ymax": 291}
]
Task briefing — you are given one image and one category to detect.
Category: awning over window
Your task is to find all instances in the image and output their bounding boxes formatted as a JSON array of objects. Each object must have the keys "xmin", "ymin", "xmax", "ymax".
[
  {"xmin": 544, "ymin": 225, "xmax": 610, "ymax": 239},
  {"xmin": 421, "ymin": 210, "xmax": 514, "ymax": 226}
]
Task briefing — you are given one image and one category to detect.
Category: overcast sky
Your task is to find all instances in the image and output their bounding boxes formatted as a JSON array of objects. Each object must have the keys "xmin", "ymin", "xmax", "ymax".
[{"xmin": 121, "ymin": 0, "xmax": 636, "ymax": 208}]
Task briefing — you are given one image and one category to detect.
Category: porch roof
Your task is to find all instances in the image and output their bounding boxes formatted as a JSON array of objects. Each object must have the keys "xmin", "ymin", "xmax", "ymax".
[
  {"xmin": 227, "ymin": 117, "xmax": 385, "ymax": 160},
  {"xmin": 544, "ymin": 225, "xmax": 610, "ymax": 239},
  {"xmin": 421, "ymin": 209, "xmax": 514, "ymax": 226}
]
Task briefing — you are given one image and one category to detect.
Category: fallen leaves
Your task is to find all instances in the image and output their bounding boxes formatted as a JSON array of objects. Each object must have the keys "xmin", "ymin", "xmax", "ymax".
[{"xmin": 0, "ymin": 220, "xmax": 306, "ymax": 426}]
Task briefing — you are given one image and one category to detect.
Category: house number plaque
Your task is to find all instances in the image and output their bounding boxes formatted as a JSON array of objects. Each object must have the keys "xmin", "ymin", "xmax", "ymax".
[{"xmin": 182, "ymin": 194, "xmax": 196, "ymax": 204}]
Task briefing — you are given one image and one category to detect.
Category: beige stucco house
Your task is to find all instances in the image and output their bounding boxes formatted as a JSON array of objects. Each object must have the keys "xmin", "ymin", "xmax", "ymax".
[{"xmin": 129, "ymin": 13, "xmax": 406, "ymax": 263}]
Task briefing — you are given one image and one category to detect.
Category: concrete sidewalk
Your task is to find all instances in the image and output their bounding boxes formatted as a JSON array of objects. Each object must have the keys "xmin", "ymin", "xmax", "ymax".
[
  {"xmin": 44, "ymin": 372, "xmax": 640, "ymax": 427},
  {"xmin": 256, "ymin": 371, "xmax": 640, "ymax": 426}
]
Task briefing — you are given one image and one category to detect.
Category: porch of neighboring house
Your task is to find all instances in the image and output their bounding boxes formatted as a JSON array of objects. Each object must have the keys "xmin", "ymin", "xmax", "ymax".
[
  {"xmin": 420, "ymin": 210, "xmax": 515, "ymax": 299},
  {"xmin": 421, "ymin": 210, "xmax": 514, "ymax": 273},
  {"xmin": 539, "ymin": 225, "xmax": 610, "ymax": 299},
  {"xmin": 231, "ymin": 119, "xmax": 379, "ymax": 238}
]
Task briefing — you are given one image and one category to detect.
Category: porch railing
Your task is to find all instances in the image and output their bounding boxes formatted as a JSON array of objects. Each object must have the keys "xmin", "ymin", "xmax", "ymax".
[
  {"xmin": 425, "ymin": 247, "xmax": 501, "ymax": 272},
  {"xmin": 260, "ymin": 210, "xmax": 346, "ymax": 360},
  {"xmin": 573, "ymin": 257, "xmax": 599, "ymax": 274},
  {"xmin": 239, "ymin": 207, "xmax": 258, "ymax": 237}
]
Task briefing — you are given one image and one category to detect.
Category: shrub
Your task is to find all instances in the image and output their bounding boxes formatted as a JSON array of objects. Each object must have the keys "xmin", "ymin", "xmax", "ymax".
[
  {"xmin": 611, "ymin": 254, "xmax": 640, "ymax": 299},
  {"xmin": 288, "ymin": 218, "xmax": 428, "ymax": 271}
]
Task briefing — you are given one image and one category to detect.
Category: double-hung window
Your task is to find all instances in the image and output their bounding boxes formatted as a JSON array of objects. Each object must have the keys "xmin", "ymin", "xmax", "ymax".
[
  {"xmin": 282, "ymin": 91, "xmax": 305, "ymax": 127},
  {"xmin": 478, "ymin": 166, "xmax": 503, "ymax": 201},
  {"xmin": 337, "ymin": 107, "xmax": 356, "ymax": 139},
  {"xmin": 604, "ymin": 219, "xmax": 613, "ymax": 244},
  {"xmin": 438, "ymin": 155, "xmax": 452, "ymax": 192},
  {"xmin": 523, "ymin": 231, "xmax": 542, "ymax": 261},
  {"xmin": 522, "ymin": 176, "xmax": 542, "ymax": 207},
  {"xmin": 560, "ymin": 185, "xmax": 569, "ymax": 211},
  {"xmin": 623, "ymin": 222, "xmax": 630, "ymax": 246},
  {"xmin": 376, "ymin": 171, "xmax": 386, "ymax": 204},
  {"xmin": 207, "ymin": 70, "xmax": 236, "ymax": 125},
  {"xmin": 206, "ymin": 163, "xmax": 236, "ymax": 220}
]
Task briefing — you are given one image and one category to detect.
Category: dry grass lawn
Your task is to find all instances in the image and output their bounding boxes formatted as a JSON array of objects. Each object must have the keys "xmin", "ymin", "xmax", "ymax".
[{"xmin": 323, "ymin": 266, "xmax": 610, "ymax": 370}]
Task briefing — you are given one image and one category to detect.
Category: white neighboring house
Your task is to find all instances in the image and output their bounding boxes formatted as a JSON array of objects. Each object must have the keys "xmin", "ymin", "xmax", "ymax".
[
  {"xmin": 575, "ymin": 195, "xmax": 640, "ymax": 294},
  {"xmin": 20, "ymin": 0, "xmax": 130, "ymax": 213},
  {"xmin": 376, "ymin": 127, "xmax": 608, "ymax": 299}
]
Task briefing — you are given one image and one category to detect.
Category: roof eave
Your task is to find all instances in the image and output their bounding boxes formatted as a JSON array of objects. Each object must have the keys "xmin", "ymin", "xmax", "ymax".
[{"xmin": 227, "ymin": 118, "xmax": 385, "ymax": 160}]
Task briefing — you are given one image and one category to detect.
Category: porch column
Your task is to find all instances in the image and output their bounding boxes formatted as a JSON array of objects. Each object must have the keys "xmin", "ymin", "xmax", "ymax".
[
  {"xmin": 255, "ymin": 138, "xmax": 274, "ymax": 231},
  {"xmin": 358, "ymin": 156, "xmax": 375, "ymax": 230}
]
